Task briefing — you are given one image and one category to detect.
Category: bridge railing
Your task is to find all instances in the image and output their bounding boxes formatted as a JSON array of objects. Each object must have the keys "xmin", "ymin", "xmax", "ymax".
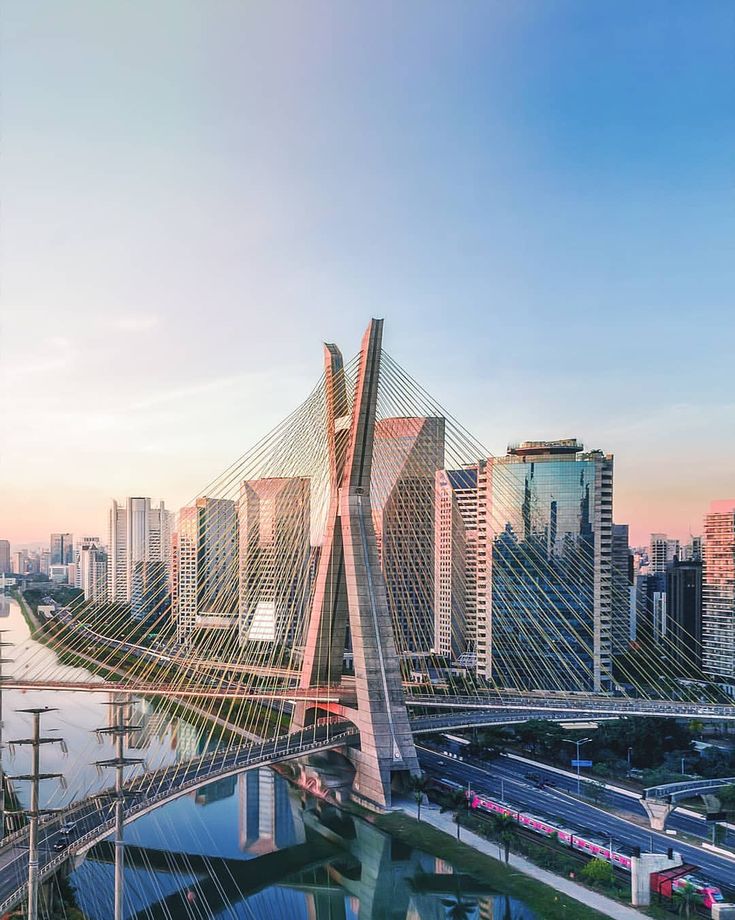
[
  {"xmin": 0, "ymin": 726, "xmax": 359, "ymax": 915},
  {"xmin": 644, "ymin": 776, "xmax": 735, "ymax": 801}
]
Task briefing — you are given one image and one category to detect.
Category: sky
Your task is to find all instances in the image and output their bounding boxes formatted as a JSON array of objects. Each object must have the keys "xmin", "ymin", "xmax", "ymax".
[{"xmin": 1, "ymin": 1, "xmax": 733, "ymax": 547}]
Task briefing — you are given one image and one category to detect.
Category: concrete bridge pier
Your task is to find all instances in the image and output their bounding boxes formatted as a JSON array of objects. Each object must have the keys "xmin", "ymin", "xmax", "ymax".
[{"xmin": 641, "ymin": 799, "xmax": 674, "ymax": 831}]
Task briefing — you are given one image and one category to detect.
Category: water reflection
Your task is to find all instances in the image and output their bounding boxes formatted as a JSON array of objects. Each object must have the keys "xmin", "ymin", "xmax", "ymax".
[
  {"xmin": 2, "ymin": 597, "xmax": 203, "ymax": 809},
  {"xmin": 70, "ymin": 768, "xmax": 536, "ymax": 920}
]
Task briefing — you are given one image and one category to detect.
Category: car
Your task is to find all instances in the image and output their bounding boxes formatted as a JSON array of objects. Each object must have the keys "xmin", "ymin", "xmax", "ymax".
[
  {"xmin": 61, "ymin": 821, "xmax": 77, "ymax": 834},
  {"xmin": 52, "ymin": 838, "xmax": 67, "ymax": 852}
]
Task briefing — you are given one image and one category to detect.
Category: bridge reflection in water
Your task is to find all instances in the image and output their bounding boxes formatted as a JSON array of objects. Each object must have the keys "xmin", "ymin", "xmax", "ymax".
[{"xmin": 71, "ymin": 766, "xmax": 536, "ymax": 920}]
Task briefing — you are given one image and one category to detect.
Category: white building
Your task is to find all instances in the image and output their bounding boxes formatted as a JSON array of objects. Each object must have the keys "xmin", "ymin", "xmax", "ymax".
[{"xmin": 108, "ymin": 498, "xmax": 172, "ymax": 605}]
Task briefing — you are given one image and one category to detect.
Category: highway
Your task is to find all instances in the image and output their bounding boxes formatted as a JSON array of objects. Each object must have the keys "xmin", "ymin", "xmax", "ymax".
[{"xmin": 417, "ymin": 744, "xmax": 735, "ymax": 893}]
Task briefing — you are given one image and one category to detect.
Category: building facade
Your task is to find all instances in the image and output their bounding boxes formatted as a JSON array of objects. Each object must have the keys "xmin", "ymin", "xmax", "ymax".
[
  {"xmin": 434, "ymin": 467, "xmax": 479, "ymax": 661},
  {"xmin": 75, "ymin": 537, "xmax": 108, "ymax": 603},
  {"xmin": 0, "ymin": 540, "xmax": 10, "ymax": 574},
  {"xmin": 50, "ymin": 532, "xmax": 74, "ymax": 567},
  {"xmin": 611, "ymin": 523, "xmax": 634, "ymax": 653},
  {"xmin": 372, "ymin": 416, "xmax": 445, "ymax": 655},
  {"xmin": 173, "ymin": 497, "xmax": 238, "ymax": 637},
  {"xmin": 482, "ymin": 439, "xmax": 613, "ymax": 692},
  {"xmin": 702, "ymin": 500, "xmax": 735, "ymax": 680},
  {"xmin": 238, "ymin": 477, "xmax": 310, "ymax": 646},
  {"xmin": 108, "ymin": 498, "xmax": 172, "ymax": 612},
  {"xmin": 666, "ymin": 558, "xmax": 703, "ymax": 673}
]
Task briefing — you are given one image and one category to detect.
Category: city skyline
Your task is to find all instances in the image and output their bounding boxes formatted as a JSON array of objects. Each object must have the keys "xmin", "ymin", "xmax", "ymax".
[{"xmin": 2, "ymin": 2, "xmax": 733, "ymax": 544}]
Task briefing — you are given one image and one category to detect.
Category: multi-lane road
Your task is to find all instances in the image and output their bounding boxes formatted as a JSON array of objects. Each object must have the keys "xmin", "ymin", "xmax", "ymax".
[{"xmin": 417, "ymin": 743, "xmax": 735, "ymax": 893}]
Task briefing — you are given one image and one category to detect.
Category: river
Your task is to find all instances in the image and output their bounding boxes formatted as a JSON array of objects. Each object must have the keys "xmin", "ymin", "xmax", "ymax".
[{"xmin": 1, "ymin": 593, "xmax": 538, "ymax": 919}]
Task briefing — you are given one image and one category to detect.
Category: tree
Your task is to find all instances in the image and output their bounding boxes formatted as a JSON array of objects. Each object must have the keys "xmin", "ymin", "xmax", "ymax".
[
  {"xmin": 491, "ymin": 812, "xmax": 517, "ymax": 864},
  {"xmin": 440, "ymin": 789, "xmax": 468, "ymax": 840},
  {"xmin": 718, "ymin": 784, "xmax": 735, "ymax": 816},
  {"xmin": 583, "ymin": 780, "xmax": 606, "ymax": 805},
  {"xmin": 672, "ymin": 880, "xmax": 702, "ymax": 918},
  {"xmin": 410, "ymin": 774, "xmax": 429, "ymax": 821},
  {"xmin": 440, "ymin": 878, "xmax": 478, "ymax": 920},
  {"xmin": 581, "ymin": 858, "xmax": 614, "ymax": 888}
]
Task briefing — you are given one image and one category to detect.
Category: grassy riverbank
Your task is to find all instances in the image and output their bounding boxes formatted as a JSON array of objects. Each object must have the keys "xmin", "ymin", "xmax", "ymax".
[{"xmin": 376, "ymin": 811, "xmax": 615, "ymax": 920}]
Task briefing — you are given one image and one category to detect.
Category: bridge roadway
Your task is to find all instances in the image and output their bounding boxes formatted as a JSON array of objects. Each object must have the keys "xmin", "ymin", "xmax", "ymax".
[
  {"xmin": 6, "ymin": 680, "xmax": 735, "ymax": 722},
  {"xmin": 0, "ymin": 707, "xmax": 610, "ymax": 914}
]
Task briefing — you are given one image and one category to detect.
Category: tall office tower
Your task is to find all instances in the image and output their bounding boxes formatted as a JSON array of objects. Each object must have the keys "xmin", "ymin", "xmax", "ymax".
[
  {"xmin": 434, "ymin": 467, "xmax": 479, "ymax": 661},
  {"xmin": 173, "ymin": 497, "xmax": 238, "ymax": 637},
  {"xmin": 75, "ymin": 538, "xmax": 108, "ymax": 603},
  {"xmin": 108, "ymin": 498, "xmax": 172, "ymax": 609},
  {"xmin": 666, "ymin": 559, "xmax": 703, "ymax": 673},
  {"xmin": 702, "ymin": 500, "xmax": 735, "ymax": 680},
  {"xmin": 50, "ymin": 533, "xmax": 74, "ymax": 566},
  {"xmin": 683, "ymin": 535, "xmax": 703, "ymax": 562},
  {"xmin": 0, "ymin": 540, "xmax": 11, "ymax": 574},
  {"xmin": 611, "ymin": 523, "xmax": 635, "ymax": 653},
  {"xmin": 108, "ymin": 500, "xmax": 128, "ymax": 601},
  {"xmin": 649, "ymin": 533, "xmax": 680, "ymax": 574},
  {"xmin": 238, "ymin": 478, "xmax": 310, "ymax": 646},
  {"xmin": 39, "ymin": 550, "xmax": 50, "ymax": 576},
  {"xmin": 372, "ymin": 417, "xmax": 445, "ymax": 655},
  {"xmin": 634, "ymin": 572, "xmax": 666, "ymax": 646},
  {"xmin": 482, "ymin": 439, "xmax": 613, "ymax": 692},
  {"xmin": 13, "ymin": 551, "xmax": 28, "ymax": 576}
]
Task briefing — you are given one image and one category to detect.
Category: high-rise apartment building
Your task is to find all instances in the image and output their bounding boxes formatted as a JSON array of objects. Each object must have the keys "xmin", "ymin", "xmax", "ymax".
[
  {"xmin": 239, "ymin": 478, "xmax": 310, "ymax": 646},
  {"xmin": 702, "ymin": 500, "xmax": 735, "ymax": 680},
  {"xmin": 682, "ymin": 536, "xmax": 703, "ymax": 562},
  {"xmin": 649, "ymin": 533, "xmax": 680, "ymax": 574},
  {"xmin": 434, "ymin": 467, "xmax": 479, "ymax": 661},
  {"xmin": 611, "ymin": 523, "xmax": 634, "ymax": 653},
  {"xmin": 108, "ymin": 498, "xmax": 172, "ymax": 613},
  {"xmin": 372, "ymin": 417, "xmax": 445, "ymax": 655},
  {"xmin": 482, "ymin": 439, "xmax": 613, "ymax": 692},
  {"xmin": 173, "ymin": 497, "xmax": 238, "ymax": 637},
  {"xmin": 13, "ymin": 551, "xmax": 28, "ymax": 576},
  {"xmin": 0, "ymin": 541, "xmax": 10, "ymax": 574},
  {"xmin": 666, "ymin": 558, "xmax": 702, "ymax": 672},
  {"xmin": 50, "ymin": 533, "xmax": 74, "ymax": 566},
  {"xmin": 75, "ymin": 538, "xmax": 108, "ymax": 604}
]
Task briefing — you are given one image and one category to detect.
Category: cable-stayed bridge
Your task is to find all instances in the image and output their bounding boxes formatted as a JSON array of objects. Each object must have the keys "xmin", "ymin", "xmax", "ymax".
[{"xmin": 4, "ymin": 319, "xmax": 733, "ymax": 917}]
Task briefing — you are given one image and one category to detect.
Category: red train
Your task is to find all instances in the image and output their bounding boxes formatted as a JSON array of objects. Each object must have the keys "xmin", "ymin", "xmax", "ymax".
[{"xmin": 467, "ymin": 792, "xmax": 724, "ymax": 909}]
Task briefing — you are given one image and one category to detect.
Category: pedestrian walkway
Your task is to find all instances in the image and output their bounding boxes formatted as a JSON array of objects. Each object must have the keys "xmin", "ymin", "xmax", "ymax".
[{"xmin": 405, "ymin": 803, "xmax": 652, "ymax": 920}]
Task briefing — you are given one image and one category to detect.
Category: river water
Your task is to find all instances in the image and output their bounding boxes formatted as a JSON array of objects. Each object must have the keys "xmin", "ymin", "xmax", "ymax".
[{"xmin": 2, "ymin": 594, "xmax": 537, "ymax": 919}]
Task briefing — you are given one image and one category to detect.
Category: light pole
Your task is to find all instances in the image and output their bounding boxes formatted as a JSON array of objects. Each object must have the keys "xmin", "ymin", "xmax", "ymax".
[
  {"xmin": 627, "ymin": 747, "xmax": 633, "ymax": 777},
  {"xmin": 681, "ymin": 756, "xmax": 686, "ymax": 776},
  {"xmin": 563, "ymin": 737, "xmax": 591, "ymax": 795}
]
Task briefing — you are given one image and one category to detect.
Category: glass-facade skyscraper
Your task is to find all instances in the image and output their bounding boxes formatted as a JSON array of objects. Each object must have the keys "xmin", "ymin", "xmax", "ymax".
[{"xmin": 483, "ymin": 439, "xmax": 613, "ymax": 692}]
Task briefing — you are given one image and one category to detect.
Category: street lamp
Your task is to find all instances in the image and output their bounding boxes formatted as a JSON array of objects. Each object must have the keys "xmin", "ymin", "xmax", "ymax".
[
  {"xmin": 681, "ymin": 756, "xmax": 686, "ymax": 776},
  {"xmin": 563, "ymin": 737, "xmax": 592, "ymax": 795},
  {"xmin": 627, "ymin": 747, "xmax": 633, "ymax": 776}
]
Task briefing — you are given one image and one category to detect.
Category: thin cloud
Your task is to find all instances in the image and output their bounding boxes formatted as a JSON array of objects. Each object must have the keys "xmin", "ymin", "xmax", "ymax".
[{"xmin": 113, "ymin": 314, "xmax": 161, "ymax": 332}]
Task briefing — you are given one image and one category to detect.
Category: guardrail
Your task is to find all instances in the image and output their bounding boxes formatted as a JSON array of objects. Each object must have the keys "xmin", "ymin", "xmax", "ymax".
[{"xmin": 0, "ymin": 726, "xmax": 359, "ymax": 914}]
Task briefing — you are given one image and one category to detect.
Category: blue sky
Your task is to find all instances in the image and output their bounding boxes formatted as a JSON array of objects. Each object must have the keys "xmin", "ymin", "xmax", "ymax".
[{"xmin": 1, "ymin": 1, "xmax": 733, "ymax": 543}]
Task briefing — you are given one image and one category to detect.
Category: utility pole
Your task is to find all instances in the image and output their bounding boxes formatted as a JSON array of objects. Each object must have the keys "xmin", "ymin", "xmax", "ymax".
[
  {"xmin": 9, "ymin": 707, "xmax": 66, "ymax": 920},
  {"xmin": 0, "ymin": 630, "xmax": 14, "ymax": 840},
  {"xmin": 94, "ymin": 696, "xmax": 143, "ymax": 920}
]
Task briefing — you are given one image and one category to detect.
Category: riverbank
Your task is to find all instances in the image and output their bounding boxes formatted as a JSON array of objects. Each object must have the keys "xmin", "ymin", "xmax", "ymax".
[{"xmin": 379, "ymin": 806, "xmax": 655, "ymax": 920}]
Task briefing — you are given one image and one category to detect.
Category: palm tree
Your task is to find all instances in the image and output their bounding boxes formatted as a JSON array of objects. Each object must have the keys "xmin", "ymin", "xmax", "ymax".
[
  {"xmin": 440, "ymin": 877, "xmax": 478, "ymax": 920},
  {"xmin": 673, "ymin": 880, "xmax": 702, "ymax": 918},
  {"xmin": 441, "ymin": 789, "xmax": 468, "ymax": 840},
  {"xmin": 491, "ymin": 812, "xmax": 517, "ymax": 864},
  {"xmin": 410, "ymin": 773, "xmax": 429, "ymax": 821}
]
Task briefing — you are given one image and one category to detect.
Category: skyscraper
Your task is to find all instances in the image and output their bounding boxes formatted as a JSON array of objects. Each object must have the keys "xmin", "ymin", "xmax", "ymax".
[
  {"xmin": 108, "ymin": 498, "xmax": 172, "ymax": 612},
  {"xmin": 434, "ymin": 467, "xmax": 479, "ymax": 661},
  {"xmin": 702, "ymin": 500, "xmax": 735, "ymax": 680},
  {"xmin": 649, "ymin": 533, "xmax": 680, "ymax": 574},
  {"xmin": 50, "ymin": 533, "xmax": 74, "ymax": 566},
  {"xmin": 666, "ymin": 558, "xmax": 703, "ymax": 673},
  {"xmin": 238, "ymin": 478, "xmax": 310, "ymax": 646},
  {"xmin": 372, "ymin": 416, "xmax": 445, "ymax": 655},
  {"xmin": 482, "ymin": 439, "xmax": 613, "ymax": 692},
  {"xmin": 611, "ymin": 523, "xmax": 634, "ymax": 653},
  {"xmin": 0, "ymin": 541, "xmax": 10, "ymax": 574},
  {"xmin": 75, "ymin": 537, "xmax": 108, "ymax": 603},
  {"xmin": 173, "ymin": 497, "xmax": 238, "ymax": 637}
]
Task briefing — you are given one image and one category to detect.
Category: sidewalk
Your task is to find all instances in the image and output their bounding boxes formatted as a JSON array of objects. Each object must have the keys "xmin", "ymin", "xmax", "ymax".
[{"xmin": 407, "ymin": 803, "xmax": 652, "ymax": 920}]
